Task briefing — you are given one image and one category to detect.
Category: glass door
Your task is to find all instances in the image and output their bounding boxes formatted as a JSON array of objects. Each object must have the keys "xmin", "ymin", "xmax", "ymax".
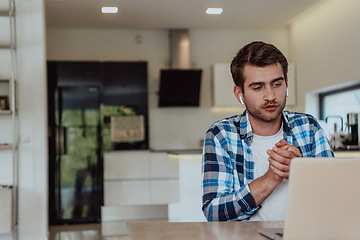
[{"xmin": 50, "ymin": 86, "xmax": 102, "ymax": 224}]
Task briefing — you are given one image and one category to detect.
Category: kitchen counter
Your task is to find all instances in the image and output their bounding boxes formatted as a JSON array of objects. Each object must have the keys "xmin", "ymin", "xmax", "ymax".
[
  {"xmin": 333, "ymin": 146, "xmax": 360, "ymax": 151},
  {"xmin": 167, "ymin": 149, "xmax": 202, "ymax": 155},
  {"xmin": 334, "ymin": 150, "xmax": 360, "ymax": 157},
  {"xmin": 164, "ymin": 148, "xmax": 360, "ymax": 158}
]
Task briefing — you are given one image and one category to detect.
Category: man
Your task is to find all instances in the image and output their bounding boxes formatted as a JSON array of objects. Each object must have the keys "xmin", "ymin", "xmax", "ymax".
[{"xmin": 202, "ymin": 41, "xmax": 334, "ymax": 221}]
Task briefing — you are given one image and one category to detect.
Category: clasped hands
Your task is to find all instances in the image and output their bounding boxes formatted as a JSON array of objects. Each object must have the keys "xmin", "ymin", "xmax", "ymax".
[{"xmin": 266, "ymin": 139, "xmax": 301, "ymax": 180}]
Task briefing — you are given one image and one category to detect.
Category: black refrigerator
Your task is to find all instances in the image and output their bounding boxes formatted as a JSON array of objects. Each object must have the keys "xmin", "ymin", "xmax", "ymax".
[{"xmin": 48, "ymin": 61, "xmax": 148, "ymax": 225}]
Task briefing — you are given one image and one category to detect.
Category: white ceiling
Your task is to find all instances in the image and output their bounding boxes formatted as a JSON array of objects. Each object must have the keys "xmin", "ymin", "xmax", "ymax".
[{"xmin": 45, "ymin": 0, "xmax": 322, "ymax": 29}]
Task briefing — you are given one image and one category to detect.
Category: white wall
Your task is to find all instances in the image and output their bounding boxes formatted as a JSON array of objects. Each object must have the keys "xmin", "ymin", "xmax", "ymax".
[
  {"xmin": 47, "ymin": 27, "xmax": 290, "ymax": 150},
  {"xmin": 16, "ymin": 0, "xmax": 48, "ymax": 239},
  {"xmin": 6, "ymin": 0, "xmax": 360, "ymax": 238},
  {"xmin": 290, "ymin": 0, "xmax": 360, "ymax": 110}
]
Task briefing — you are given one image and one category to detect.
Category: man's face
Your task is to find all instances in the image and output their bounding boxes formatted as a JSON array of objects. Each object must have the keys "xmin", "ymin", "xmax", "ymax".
[{"xmin": 236, "ymin": 63, "xmax": 287, "ymax": 123}]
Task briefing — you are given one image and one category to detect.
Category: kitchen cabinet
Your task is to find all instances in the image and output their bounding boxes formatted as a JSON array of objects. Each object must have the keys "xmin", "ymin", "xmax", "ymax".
[
  {"xmin": 167, "ymin": 152, "xmax": 206, "ymax": 222},
  {"xmin": 212, "ymin": 63, "xmax": 239, "ymax": 107},
  {"xmin": 103, "ymin": 151, "xmax": 179, "ymax": 205},
  {"xmin": 102, "ymin": 150, "xmax": 179, "ymax": 236}
]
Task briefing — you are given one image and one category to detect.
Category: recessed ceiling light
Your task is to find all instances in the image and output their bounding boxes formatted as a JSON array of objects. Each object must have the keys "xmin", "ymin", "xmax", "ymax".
[
  {"xmin": 206, "ymin": 8, "xmax": 223, "ymax": 15},
  {"xmin": 102, "ymin": 7, "xmax": 118, "ymax": 13}
]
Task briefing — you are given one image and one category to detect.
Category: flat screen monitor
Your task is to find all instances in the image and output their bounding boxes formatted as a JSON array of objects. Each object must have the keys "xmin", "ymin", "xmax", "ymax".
[{"xmin": 158, "ymin": 69, "xmax": 202, "ymax": 107}]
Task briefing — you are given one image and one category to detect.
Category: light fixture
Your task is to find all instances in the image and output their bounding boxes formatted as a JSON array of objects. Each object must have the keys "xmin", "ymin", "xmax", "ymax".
[
  {"xmin": 206, "ymin": 8, "xmax": 223, "ymax": 15},
  {"xmin": 102, "ymin": 7, "xmax": 118, "ymax": 13}
]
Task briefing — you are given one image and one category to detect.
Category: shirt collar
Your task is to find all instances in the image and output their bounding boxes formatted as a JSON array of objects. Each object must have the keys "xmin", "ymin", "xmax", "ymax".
[
  {"xmin": 239, "ymin": 110, "xmax": 292, "ymax": 142},
  {"xmin": 281, "ymin": 110, "xmax": 292, "ymax": 134}
]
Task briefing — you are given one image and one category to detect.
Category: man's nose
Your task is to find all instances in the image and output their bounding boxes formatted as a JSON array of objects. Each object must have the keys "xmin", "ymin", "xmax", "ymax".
[{"xmin": 263, "ymin": 86, "xmax": 276, "ymax": 101}]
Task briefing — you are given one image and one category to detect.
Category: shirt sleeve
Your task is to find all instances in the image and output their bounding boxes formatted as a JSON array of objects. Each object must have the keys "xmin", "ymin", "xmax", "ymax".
[
  {"xmin": 312, "ymin": 121, "xmax": 335, "ymax": 157},
  {"xmin": 291, "ymin": 113, "xmax": 335, "ymax": 157},
  {"xmin": 201, "ymin": 126, "xmax": 259, "ymax": 221}
]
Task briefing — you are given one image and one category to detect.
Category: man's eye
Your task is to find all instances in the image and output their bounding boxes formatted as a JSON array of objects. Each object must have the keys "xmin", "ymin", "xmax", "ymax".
[
  {"xmin": 252, "ymin": 86, "xmax": 262, "ymax": 91},
  {"xmin": 273, "ymin": 82, "xmax": 282, "ymax": 87}
]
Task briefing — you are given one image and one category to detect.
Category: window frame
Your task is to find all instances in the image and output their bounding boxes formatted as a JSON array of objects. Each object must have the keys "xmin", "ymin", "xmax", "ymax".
[{"xmin": 319, "ymin": 83, "xmax": 360, "ymax": 120}]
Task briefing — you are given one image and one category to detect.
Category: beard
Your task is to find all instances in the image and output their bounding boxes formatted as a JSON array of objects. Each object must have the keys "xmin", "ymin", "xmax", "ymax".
[{"xmin": 245, "ymin": 99, "xmax": 286, "ymax": 123}]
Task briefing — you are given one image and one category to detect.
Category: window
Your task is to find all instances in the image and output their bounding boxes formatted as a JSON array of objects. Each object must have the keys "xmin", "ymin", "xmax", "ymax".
[{"xmin": 319, "ymin": 83, "xmax": 360, "ymax": 134}]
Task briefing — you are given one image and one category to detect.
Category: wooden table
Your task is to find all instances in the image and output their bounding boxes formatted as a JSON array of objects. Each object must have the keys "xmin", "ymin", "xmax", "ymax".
[{"xmin": 127, "ymin": 221, "xmax": 284, "ymax": 240}]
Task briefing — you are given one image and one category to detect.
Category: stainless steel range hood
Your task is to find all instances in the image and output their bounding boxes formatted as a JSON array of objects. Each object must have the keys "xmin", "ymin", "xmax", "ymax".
[
  {"xmin": 158, "ymin": 29, "xmax": 202, "ymax": 107},
  {"xmin": 169, "ymin": 29, "xmax": 190, "ymax": 69}
]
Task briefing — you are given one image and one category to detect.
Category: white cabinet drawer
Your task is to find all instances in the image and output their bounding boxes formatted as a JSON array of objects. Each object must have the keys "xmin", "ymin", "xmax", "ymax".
[
  {"xmin": 150, "ymin": 179, "xmax": 179, "ymax": 204},
  {"xmin": 104, "ymin": 180, "xmax": 150, "ymax": 205},
  {"xmin": 150, "ymin": 152, "xmax": 179, "ymax": 179},
  {"xmin": 104, "ymin": 151, "xmax": 150, "ymax": 180},
  {"xmin": 102, "ymin": 205, "xmax": 168, "ymax": 222},
  {"xmin": 104, "ymin": 179, "xmax": 180, "ymax": 206}
]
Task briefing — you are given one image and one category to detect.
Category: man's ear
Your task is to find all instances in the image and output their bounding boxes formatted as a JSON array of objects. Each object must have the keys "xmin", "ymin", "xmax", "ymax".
[{"xmin": 233, "ymin": 85, "xmax": 244, "ymax": 105}]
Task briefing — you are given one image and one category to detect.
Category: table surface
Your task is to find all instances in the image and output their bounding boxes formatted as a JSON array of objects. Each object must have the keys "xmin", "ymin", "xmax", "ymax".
[{"xmin": 127, "ymin": 221, "xmax": 284, "ymax": 240}]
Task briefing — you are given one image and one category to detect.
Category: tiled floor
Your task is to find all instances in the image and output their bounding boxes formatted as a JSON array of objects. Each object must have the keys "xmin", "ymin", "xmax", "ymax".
[{"xmin": 48, "ymin": 224, "xmax": 130, "ymax": 240}]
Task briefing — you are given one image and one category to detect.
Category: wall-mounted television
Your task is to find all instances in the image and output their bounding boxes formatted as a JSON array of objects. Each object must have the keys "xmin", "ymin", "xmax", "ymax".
[{"xmin": 158, "ymin": 69, "xmax": 202, "ymax": 107}]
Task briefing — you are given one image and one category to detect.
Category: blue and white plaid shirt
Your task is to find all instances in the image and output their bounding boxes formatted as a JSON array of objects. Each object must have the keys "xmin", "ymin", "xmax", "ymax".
[{"xmin": 202, "ymin": 110, "xmax": 334, "ymax": 221}]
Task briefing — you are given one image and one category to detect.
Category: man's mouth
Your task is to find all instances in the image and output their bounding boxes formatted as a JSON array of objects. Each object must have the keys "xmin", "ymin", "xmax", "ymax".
[{"xmin": 263, "ymin": 104, "xmax": 278, "ymax": 111}]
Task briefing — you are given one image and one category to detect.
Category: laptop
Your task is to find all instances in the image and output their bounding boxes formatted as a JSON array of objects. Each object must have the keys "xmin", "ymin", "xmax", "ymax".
[{"xmin": 259, "ymin": 157, "xmax": 360, "ymax": 240}]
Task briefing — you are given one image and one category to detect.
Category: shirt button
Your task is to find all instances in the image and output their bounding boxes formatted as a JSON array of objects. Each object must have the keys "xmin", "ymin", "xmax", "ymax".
[
  {"xmin": 248, "ymin": 173, "xmax": 253, "ymax": 179},
  {"xmin": 247, "ymin": 149, "xmax": 251, "ymax": 153}
]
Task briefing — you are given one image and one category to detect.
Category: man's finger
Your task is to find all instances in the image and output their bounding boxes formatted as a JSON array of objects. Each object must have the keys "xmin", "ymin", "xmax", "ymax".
[{"xmin": 275, "ymin": 139, "xmax": 288, "ymax": 147}]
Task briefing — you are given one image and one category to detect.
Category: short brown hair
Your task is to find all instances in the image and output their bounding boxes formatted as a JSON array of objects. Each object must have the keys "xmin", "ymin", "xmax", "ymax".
[{"xmin": 230, "ymin": 41, "xmax": 288, "ymax": 92}]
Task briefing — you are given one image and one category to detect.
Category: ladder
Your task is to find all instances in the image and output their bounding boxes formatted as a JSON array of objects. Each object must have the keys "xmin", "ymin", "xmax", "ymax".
[{"xmin": 0, "ymin": 0, "xmax": 18, "ymax": 238}]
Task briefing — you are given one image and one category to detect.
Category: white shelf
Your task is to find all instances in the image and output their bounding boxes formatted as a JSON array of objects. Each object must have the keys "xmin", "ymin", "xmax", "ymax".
[
  {"xmin": 0, "ymin": 144, "xmax": 12, "ymax": 150},
  {"xmin": 0, "ymin": 10, "xmax": 9, "ymax": 17},
  {"xmin": 0, "ymin": 110, "xmax": 11, "ymax": 114},
  {"xmin": 0, "ymin": 44, "xmax": 11, "ymax": 49}
]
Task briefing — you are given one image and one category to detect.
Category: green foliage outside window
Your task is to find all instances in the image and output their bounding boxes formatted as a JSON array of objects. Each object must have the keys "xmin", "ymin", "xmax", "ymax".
[{"xmin": 56, "ymin": 105, "xmax": 137, "ymax": 219}]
